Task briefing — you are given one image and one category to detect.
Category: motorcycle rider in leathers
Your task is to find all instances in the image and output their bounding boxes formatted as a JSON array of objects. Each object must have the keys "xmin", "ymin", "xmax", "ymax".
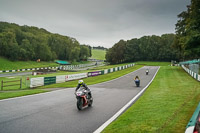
[{"xmin": 75, "ymin": 80, "xmax": 92, "ymax": 99}]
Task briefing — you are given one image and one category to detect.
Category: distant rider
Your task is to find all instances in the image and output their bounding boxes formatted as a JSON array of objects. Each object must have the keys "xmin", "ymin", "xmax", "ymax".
[
  {"xmin": 134, "ymin": 76, "xmax": 140, "ymax": 81},
  {"xmin": 146, "ymin": 68, "xmax": 149, "ymax": 75}
]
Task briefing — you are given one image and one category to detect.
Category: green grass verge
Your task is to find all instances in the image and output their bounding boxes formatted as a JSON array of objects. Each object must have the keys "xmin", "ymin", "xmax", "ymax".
[
  {"xmin": 102, "ymin": 66, "xmax": 200, "ymax": 133},
  {"xmin": 135, "ymin": 61, "xmax": 171, "ymax": 66},
  {"xmin": 91, "ymin": 49, "xmax": 106, "ymax": 60},
  {"xmin": 0, "ymin": 56, "xmax": 59, "ymax": 70}
]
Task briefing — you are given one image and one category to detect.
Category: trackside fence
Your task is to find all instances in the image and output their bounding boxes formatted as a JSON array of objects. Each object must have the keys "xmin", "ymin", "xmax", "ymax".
[
  {"xmin": 0, "ymin": 67, "xmax": 59, "ymax": 73},
  {"xmin": 185, "ymin": 102, "xmax": 200, "ymax": 133},
  {"xmin": 59, "ymin": 62, "xmax": 103, "ymax": 70},
  {"xmin": 1, "ymin": 78, "xmax": 22, "ymax": 90},
  {"xmin": 181, "ymin": 65, "xmax": 200, "ymax": 82},
  {"xmin": 30, "ymin": 63, "xmax": 135, "ymax": 88},
  {"xmin": 0, "ymin": 63, "xmax": 104, "ymax": 73}
]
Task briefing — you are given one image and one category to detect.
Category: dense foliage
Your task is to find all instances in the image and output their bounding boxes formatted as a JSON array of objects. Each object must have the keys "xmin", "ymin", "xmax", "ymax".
[
  {"xmin": 0, "ymin": 22, "xmax": 91, "ymax": 61},
  {"xmin": 173, "ymin": 0, "xmax": 200, "ymax": 60},
  {"xmin": 106, "ymin": 34, "xmax": 177, "ymax": 64},
  {"xmin": 93, "ymin": 46, "xmax": 107, "ymax": 50},
  {"xmin": 106, "ymin": 0, "xmax": 200, "ymax": 64}
]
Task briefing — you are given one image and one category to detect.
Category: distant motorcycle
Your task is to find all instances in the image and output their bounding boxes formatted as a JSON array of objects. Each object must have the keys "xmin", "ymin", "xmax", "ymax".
[
  {"xmin": 75, "ymin": 87, "xmax": 93, "ymax": 110},
  {"xmin": 146, "ymin": 69, "xmax": 149, "ymax": 75}
]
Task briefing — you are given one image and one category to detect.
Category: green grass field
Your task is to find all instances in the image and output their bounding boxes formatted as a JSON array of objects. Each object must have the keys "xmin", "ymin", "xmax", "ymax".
[
  {"xmin": 102, "ymin": 66, "xmax": 200, "ymax": 133},
  {"xmin": 0, "ymin": 56, "xmax": 59, "ymax": 70},
  {"xmin": 0, "ymin": 48, "xmax": 106, "ymax": 71},
  {"xmin": 91, "ymin": 49, "xmax": 106, "ymax": 60},
  {"xmin": 135, "ymin": 61, "xmax": 171, "ymax": 66}
]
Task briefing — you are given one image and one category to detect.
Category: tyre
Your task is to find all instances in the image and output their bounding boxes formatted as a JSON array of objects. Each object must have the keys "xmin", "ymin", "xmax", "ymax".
[
  {"xmin": 88, "ymin": 98, "xmax": 93, "ymax": 107},
  {"xmin": 77, "ymin": 98, "xmax": 83, "ymax": 110}
]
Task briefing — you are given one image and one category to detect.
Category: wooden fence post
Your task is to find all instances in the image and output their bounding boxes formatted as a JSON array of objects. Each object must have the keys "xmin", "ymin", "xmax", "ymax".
[
  {"xmin": 1, "ymin": 80, "xmax": 3, "ymax": 90},
  {"xmin": 20, "ymin": 78, "xmax": 22, "ymax": 89}
]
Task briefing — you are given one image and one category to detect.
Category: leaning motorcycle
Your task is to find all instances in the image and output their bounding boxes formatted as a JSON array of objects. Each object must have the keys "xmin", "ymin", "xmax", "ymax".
[
  {"xmin": 135, "ymin": 79, "xmax": 140, "ymax": 87},
  {"xmin": 75, "ymin": 87, "xmax": 93, "ymax": 110}
]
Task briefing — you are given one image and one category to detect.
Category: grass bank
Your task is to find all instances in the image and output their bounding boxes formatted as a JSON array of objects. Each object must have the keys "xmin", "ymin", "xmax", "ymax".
[
  {"xmin": 102, "ymin": 66, "xmax": 200, "ymax": 133},
  {"xmin": 0, "ymin": 57, "xmax": 59, "ymax": 70},
  {"xmin": 135, "ymin": 61, "xmax": 171, "ymax": 66},
  {"xmin": 91, "ymin": 49, "xmax": 106, "ymax": 60}
]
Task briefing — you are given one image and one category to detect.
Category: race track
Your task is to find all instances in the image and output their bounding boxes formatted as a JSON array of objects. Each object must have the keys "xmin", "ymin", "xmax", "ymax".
[{"xmin": 0, "ymin": 66, "xmax": 159, "ymax": 133}]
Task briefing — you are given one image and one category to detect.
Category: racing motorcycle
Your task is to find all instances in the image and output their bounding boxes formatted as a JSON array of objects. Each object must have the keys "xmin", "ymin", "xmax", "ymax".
[
  {"xmin": 146, "ymin": 69, "xmax": 149, "ymax": 75},
  {"xmin": 75, "ymin": 87, "xmax": 93, "ymax": 110},
  {"xmin": 135, "ymin": 79, "xmax": 140, "ymax": 87}
]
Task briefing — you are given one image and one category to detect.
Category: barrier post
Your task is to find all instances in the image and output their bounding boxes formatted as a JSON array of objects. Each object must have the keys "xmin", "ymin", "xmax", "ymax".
[
  {"xmin": 20, "ymin": 78, "xmax": 22, "ymax": 89},
  {"xmin": 1, "ymin": 80, "xmax": 3, "ymax": 90}
]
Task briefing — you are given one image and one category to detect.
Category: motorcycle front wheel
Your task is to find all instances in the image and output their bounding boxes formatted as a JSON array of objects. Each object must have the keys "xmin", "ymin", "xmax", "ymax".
[
  {"xmin": 77, "ymin": 98, "xmax": 83, "ymax": 110},
  {"xmin": 88, "ymin": 97, "xmax": 93, "ymax": 107}
]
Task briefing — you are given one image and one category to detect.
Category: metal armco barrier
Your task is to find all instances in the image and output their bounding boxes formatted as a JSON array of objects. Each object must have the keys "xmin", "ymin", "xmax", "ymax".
[
  {"xmin": 185, "ymin": 102, "xmax": 200, "ymax": 133},
  {"xmin": 0, "ymin": 67, "xmax": 59, "ymax": 73},
  {"xmin": 182, "ymin": 65, "xmax": 200, "ymax": 82}
]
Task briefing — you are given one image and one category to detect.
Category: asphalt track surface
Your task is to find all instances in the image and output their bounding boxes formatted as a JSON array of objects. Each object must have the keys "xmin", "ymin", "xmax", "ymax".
[{"xmin": 0, "ymin": 66, "xmax": 159, "ymax": 133}]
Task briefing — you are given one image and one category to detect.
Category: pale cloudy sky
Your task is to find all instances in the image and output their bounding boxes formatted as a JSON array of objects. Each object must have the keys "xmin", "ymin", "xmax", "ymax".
[{"xmin": 0, "ymin": 0, "xmax": 190, "ymax": 48}]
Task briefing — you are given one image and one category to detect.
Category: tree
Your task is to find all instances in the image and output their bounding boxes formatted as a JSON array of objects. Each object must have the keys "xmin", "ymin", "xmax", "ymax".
[
  {"xmin": 106, "ymin": 34, "xmax": 177, "ymax": 64},
  {"xmin": 105, "ymin": 48, "xmax": 114, "ymax": 64},
  {"xmin": 174, "ymin": 0, "xmax": 200, "ymax": 59},
  {"xmin": 105, "ymin": 40, "xmax": 126, "ymax": 64},
  {"xmin": 80, "ymin": 45, "xmax": 90, "ymax": 60},
  {"xmin": 18, "ymin": 39, "xmax": 34, "ymax": 60},
  {"xmin": 124, "ymin": 38, "xmax": 140, "ymax": 62},
  {"xmin": 0, "ymin": 22, "xmax": 87, "ymax": 62},
  {"xmin": 69, "ymin": 46, "xmax": 80, "ymax": 62},
  {"xmin": 0, "ymin": 31, "xmax": 19, "ymax": 60}
]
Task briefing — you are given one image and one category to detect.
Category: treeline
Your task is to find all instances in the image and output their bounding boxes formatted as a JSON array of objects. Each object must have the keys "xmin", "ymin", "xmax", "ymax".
[
  {"xmin": 93, "ymin": 46, "xmax": 107, "ymax": 50},
  {"xmin": 106, "ymin": 34, "xmax": 178, "ymax": 64},
  {"xmin": 174, "ymin": 0, "xmax": 200, "ymax": 60},
  {"xmin": 0, "ymin": 22, "xmax": 91, "ymax": 61},
  {"xmin": 106, "ymin": 0, "xmax": 199, "ymax": 64}
]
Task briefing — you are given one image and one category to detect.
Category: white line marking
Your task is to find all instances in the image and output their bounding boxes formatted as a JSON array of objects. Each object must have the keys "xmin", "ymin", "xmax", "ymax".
[{"xmin": 93, "ymin": 66, "xmax": 160, "ymax": 133}]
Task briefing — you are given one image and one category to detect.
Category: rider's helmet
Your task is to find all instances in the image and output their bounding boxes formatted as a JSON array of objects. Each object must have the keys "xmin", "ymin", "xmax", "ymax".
[{"xmin": 78, "ymin": 80, "xmax": 83, "ymax": 85}]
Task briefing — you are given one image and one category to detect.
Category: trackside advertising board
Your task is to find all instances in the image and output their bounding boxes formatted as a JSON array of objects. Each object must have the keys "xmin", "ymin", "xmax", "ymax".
[
  {"xmin": 88, "ymin": 71, "xmax": 102, "ymax": 77},
  {"xmin": 66, "ymin": 73, "xmax": 87, "ymax": 81},
  {"xmin": 30, "ymin": 77, "xmax": 44, "ymax": 88},
  {"xmin": 30, "ymin": 63, "xmax": 135, "ymax": 88},
  {"xmin": 56, "ymin": 75, "xmax": 66, "ymax": 83}
]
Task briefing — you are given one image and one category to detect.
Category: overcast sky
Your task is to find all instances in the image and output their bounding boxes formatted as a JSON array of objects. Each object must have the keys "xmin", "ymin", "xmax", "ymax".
[{"xmin": 0, "ymin": 0, "xmax": 190, "ymax": 48}]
